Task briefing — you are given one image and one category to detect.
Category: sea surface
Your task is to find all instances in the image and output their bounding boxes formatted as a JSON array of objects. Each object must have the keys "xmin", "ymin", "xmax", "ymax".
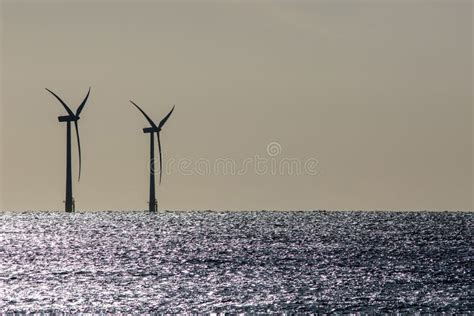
[{"xmin": 0, "ymin": 210, "xmax": 472, "ymax": 313}]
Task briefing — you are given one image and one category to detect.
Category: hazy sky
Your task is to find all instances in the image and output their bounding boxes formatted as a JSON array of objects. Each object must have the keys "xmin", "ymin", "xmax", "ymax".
[{"xmin": 1, "ymin": 0, "xmax": 472, "ymax": 211}]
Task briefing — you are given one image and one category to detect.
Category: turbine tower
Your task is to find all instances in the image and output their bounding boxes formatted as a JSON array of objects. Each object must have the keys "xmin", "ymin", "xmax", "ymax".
[
  {"xmin": 46, "ymin": 87, "xmax": 91, "ymax": 212},
  {"xmin": 130, "ymin": 101, "xmax": 174, "ymax": 212}
]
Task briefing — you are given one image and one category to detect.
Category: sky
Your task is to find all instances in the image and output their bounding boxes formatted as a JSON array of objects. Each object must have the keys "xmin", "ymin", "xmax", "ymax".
[{"xmin": 0, "ymin": 0, "xmax": 472, "ymax": 211}]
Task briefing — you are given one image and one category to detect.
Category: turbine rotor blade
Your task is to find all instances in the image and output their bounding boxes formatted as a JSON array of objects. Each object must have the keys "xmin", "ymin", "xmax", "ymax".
[
  {"xmin": 74, "ymin": 121, "xmax": 82, "ymax": 182},
  {"xmin": 158, "ymin": 105, "xmax": 175, "ymax": 129},
  {"xmin": 45, "ymin": 88, "xmax": 75, "ymax": 117},
  {"xmin": 130, "ymin": 100, "xmax": 158, "ymax": 129},
  {"xmin": 157, "ymin": 132, "xmax": 163, "ymax": 184},
  {"xmin": 76, "ymin": 87, "xmax": 91, "ymax": 117}
]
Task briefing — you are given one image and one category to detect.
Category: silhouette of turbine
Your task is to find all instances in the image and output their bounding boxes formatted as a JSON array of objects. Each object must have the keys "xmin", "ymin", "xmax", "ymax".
[
  {"xmin": 46, "ymin": 87, "xmax": 91, "ymax": 212},
  {"xmin": 130, "ymin": 100, "xmax": 174, "ymax": 212}
]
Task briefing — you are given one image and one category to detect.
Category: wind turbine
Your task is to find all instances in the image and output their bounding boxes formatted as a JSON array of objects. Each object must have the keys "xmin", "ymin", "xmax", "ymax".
[
  {"xmin": 130, "ymin": 100, "xmax": 175, "ymax": 212},
  {"xmin": 46, "ymin": 87, "xmax": 91, "ymax": 212}
]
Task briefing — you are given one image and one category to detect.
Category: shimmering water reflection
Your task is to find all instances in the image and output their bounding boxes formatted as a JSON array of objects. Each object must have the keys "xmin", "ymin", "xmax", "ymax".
[{"xmin": 0, "ymin": 211, "xmax": 472, "ymax": 313}]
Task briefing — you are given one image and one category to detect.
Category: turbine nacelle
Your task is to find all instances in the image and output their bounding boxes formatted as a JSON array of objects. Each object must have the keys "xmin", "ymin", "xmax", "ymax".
[
  {"xmin": 58, "ymin": 115, "xmax": 80, "ymax": 122},
  {"xmin": 143, "ymin": 127, "xmax": 161, "ymax": 133}
]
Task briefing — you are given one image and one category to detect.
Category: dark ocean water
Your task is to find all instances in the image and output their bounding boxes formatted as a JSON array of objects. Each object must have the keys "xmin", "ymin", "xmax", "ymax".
[{"xmin": 0, "ymin": 210, "xmax": 472, "ymax": 313}]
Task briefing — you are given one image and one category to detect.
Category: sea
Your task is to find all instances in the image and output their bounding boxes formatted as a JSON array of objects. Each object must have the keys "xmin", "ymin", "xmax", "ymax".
[{"xmin": 0, "ymin": 210, "xmax": 472, "ymax": 313}]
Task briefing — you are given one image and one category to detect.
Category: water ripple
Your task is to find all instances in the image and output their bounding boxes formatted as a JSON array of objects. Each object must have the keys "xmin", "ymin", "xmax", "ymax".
[{"xmin": 0, "ymin": 211, "xmax": 472, "ymax": 313}]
